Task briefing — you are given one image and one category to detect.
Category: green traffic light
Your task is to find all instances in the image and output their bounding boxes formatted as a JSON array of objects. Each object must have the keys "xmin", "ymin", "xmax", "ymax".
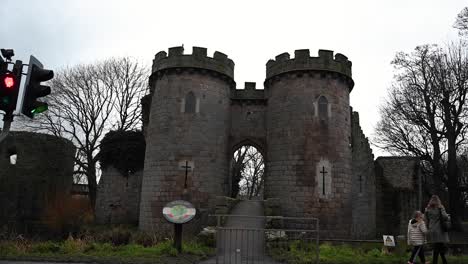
[{"xmin": 31, "ymin": 104, "xmax": 48, "ymax": 115}]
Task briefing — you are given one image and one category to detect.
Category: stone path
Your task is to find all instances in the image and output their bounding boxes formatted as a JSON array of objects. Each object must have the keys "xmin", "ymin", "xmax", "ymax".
[{"xmin": 199, "ymin": 199, "xmax": 281, "ymax": 264}]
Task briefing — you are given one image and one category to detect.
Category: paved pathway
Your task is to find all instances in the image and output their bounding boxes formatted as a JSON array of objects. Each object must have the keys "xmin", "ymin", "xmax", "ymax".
[{"xmin": 199, "ymin": 199, "xmax": 281, "ymax": 264}]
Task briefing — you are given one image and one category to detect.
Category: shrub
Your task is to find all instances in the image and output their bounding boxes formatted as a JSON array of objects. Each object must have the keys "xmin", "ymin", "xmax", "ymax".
[
  {"xmin": 30, "ymin": 241, "xmax": 61, "ymax": 254},
  {"xmin": 42, "ymin": 194, "xmax": 94, "ymax": 237},
  {"xmin": 109, "ymin": 227, "xmax": 131, "ymax": 246},
  {"xmin": 61, "ymin": 235, "xmax": 87, "ymax": 254},
  {"xmin": 12, "ymin": 235, "xmax": 32, "ymax": 254},
  {"xmin": 132, "ymin": 231, "xmax": 157, "ymax": 247}
]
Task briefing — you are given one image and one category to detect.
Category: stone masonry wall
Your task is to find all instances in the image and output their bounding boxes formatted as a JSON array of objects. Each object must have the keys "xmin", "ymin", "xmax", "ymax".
[
  {"xmin": 350, "ymin": 111, "xmax": 376, "ymax": 239},
  {"xmin": 0, "ymin": 132, "xmax": 75, "ymax": 232},
  {"xmin": 230, "ymin": 82, "xmax": 267, "ymax": 152},
  {"xmin": 95, "ymin": 167, "xmax": 143, "ymax": 225},
  {"xmin": 264, "ymin": 49, "xmax": 354, "ymax": 238}
]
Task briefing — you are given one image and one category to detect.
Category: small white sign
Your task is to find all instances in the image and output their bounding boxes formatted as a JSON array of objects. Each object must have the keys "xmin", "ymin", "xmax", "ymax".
[{"xmin": 383, "ymin": 235, "xmax": 395, "ymax": 247}]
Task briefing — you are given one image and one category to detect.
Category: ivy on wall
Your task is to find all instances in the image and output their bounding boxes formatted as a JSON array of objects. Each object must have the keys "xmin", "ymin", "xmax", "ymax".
[{"xmin": 98, "ymin": 130, "xmax": 146, "ymax": 177}]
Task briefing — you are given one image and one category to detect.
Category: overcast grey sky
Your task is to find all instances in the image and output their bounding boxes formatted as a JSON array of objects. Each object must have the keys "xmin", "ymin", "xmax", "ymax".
[{"xmin": 0, "ymin": 0, "xmax": 466, "ymax": 156}]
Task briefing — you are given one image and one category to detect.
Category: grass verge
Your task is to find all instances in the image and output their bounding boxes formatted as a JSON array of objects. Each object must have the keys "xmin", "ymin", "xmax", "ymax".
[
  {"xmin": 268, "ymin": 241, "xmax": 468, "ymax": 264},
  {"xmin": 0, "ymin": 238, "xmax": 214, "ymax": 264}
]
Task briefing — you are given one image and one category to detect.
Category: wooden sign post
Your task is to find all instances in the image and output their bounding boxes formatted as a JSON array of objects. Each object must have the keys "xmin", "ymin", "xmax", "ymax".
[{"xmin": 163, "ymin": 200, "xmax": 196, "ymax": 253}]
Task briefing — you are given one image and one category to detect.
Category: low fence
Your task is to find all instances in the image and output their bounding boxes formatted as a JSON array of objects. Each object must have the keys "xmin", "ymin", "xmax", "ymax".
[{"xmin": 211, "ymin": 215, "xmax": 320, "ymax": 264}]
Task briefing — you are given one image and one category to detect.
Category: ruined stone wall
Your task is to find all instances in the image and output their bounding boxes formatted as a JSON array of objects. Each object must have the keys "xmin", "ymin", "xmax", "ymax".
[
  {"xmin": 264, "ymin": 49, "xmax": 354, "ymax": 238},
  {"xmin": 375, "ymin": 157, "xmax": 419, "ymax": 236},
  {"xmin": 139, "ymin": 47, "xmax": 233, "ymax": 234},
  {"xmin": 350, "ymin": 111, "xmax": 376, "ymax": 239},
  {"xmin": 95, "ymin": 167, "xmax": 143, "ymax": 225},
  {"xmin": 0, "ymin": 132, "xmax": 75, "ymax": 231}
]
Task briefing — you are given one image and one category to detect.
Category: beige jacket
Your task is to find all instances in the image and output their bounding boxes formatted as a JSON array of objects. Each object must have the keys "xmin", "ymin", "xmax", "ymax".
[{"xmin": 407, "ymin": 219, "xmax": 427, "ymax": 246}]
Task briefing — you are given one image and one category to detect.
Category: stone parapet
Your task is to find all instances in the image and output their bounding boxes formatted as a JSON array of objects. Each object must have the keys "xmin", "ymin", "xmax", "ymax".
[
  {"xmin": 231, "ymin": 82, "xmax": 266, "ymax": 102},
  {"xmin": 152, "ymin": 46, "xmax": 235, "ymax": 80},
  {"xmin": 266, "ymin": 49, "xmax": 353, "ymax": 89}
]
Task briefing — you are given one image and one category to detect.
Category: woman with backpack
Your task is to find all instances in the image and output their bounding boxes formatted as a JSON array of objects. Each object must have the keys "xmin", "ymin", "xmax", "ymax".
[{"xmin": 425, "ymin": 195, "xmax": 450, "ymax": 264}]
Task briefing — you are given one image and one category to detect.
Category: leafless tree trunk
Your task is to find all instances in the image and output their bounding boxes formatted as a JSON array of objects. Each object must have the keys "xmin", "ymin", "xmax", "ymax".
[
  {"xmin": 231, "ymin": 146, "xmax": 264, "ymax": 199},
  {"xmin": 433, "ymin": 44, "xmax": 468, "ymax": 229},
  {"xmin": 19, "ymin": 57, "xmax": 149, "ymax": 210}
]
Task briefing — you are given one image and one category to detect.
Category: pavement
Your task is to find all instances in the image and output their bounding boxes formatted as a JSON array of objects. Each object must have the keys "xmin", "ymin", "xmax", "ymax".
[{"xmin": 199, "ymin": 199, "xmax": 281, "ymax": 264}]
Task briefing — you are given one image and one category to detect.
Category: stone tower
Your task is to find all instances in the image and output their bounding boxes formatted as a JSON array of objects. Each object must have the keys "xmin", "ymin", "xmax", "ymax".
[
  {"xmin": 139, "ymin": 47, "xmax": 235, "ymax": 232},
  {"xmin": 264, "ymin": 50, "xmax": 354, "ymax": 237}
]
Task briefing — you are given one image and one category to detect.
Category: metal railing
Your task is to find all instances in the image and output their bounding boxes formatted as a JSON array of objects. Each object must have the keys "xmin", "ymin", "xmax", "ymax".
[{"xmin": 210, "ymin": 214, "xmax": 320, "ymax": 264}]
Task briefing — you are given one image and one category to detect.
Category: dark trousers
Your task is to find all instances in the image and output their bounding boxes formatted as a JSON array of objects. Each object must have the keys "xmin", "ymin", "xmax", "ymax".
[
  {"xmin": 432, "ymin": 243, "xmax": 447, "ymax": 264},
  {"xmin": 409, "ymin": 245, "xmax": 426, "ymax": 263}
]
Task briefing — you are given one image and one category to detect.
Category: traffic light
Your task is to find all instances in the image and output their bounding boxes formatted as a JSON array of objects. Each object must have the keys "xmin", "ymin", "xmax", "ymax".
[
  {"xmin": 0, "ymin": 69, "xmax": 20, "ymax": 114},
  {"xmin": 22, "ymin": 56, "xmax": 53, "ymax": 118}
]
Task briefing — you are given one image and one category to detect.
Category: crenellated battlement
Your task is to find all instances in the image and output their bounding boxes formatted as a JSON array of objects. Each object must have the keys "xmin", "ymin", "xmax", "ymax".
[
  {"xmin": 152, "ymin": 46, "xmax": 235, "ymax": 79},
  {"xmin": 266, "ymin": 49, "xmax": 353, "ymax": 84},
  {"xmin": 231, "ymin": 82, "xmax": 266, "ymax": 103}
]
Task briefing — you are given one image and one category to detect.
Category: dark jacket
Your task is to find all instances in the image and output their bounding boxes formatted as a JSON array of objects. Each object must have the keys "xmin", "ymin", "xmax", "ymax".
[{"xmin": 424, "ymin": 207, "xmax": 450, "ymax": 243}]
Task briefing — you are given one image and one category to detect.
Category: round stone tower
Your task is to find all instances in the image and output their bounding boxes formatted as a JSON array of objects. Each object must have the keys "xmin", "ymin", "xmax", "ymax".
[
  {"xmin": 139, "ymin": 46, "xmax": 235, "ymax": 233},
  {"xmin": 264, "ymin": 49, "xmax": 354, "ymax": 238}
]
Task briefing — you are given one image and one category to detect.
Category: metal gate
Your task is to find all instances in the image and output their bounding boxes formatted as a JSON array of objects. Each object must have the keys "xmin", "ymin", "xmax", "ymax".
[{"xmin": 211, "ymin": 215, "xmax": 320, "ymax": 264}]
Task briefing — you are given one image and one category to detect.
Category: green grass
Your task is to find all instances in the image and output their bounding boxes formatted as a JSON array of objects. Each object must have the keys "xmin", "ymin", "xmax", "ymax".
[
  {"xmin": 0, "ymin": 238, "xmax": 214, "ymax": 264},
  {"xmin": 1, "ymin": 237, "xmax": 467, "ymax": 264},
  {"xmin": 267, "ymin": 241, "xmax": 468, "ymax": 264}
]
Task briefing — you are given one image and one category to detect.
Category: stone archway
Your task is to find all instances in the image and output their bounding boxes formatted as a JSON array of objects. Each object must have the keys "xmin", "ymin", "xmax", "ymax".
[{"xmin": 228, "ymin": 139, "xmax": 266, "ymax": 200}]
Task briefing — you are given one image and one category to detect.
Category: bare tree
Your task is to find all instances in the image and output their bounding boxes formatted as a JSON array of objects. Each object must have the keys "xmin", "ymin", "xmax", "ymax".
[
  {"xmin": 454, "ymin": 7, "xmax": 468, "ymax": 36},
  {"xmin": 231, "ymin": 146, "xmax": 264, "ymax": 199},
  {"xmin": 375, "ymin": 45, "xmax": 446, "ymax": 195},
  {"xmin": 230, "ymin": 146, "xmax": 248, "ymax": 198},
  {"xmin": 21, "ymin": 57, "xmax": 149, "ymax": 210},
  {"xmin": 375, "ymin": 43, "xmax": 468, "ymax": 229}
]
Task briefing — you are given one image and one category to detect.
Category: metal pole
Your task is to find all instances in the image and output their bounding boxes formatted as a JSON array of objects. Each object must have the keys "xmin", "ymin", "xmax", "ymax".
[
  {"xmin": 0, "ymin": 113, "xmax": 13, "ymax": 144},
  {"xmin": 174, "ymin": 223, "xmax": 183, "ymax": 253}
]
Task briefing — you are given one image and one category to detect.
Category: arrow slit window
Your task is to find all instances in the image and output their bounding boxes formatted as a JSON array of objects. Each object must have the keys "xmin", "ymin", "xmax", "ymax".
[
  {"xmin": 318, "ymin": 96, "xmax": 329, "ymax": 120},
  {"xmin": 184, "ymin": 91, "xmax": 196, "ymax": 113}
]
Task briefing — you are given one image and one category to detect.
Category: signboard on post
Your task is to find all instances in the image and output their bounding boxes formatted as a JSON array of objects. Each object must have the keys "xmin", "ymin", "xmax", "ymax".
[
  {"xmin": 163, "ymin": 200, "xmax": 196, "ymax": 224},
  {"xmin": 163, "ymin": 200, "xmax": 196, "ymax": 253}
]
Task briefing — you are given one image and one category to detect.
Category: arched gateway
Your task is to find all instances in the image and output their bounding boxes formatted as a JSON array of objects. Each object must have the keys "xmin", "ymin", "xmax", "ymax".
[{"xmin": 139, "ymin": 46, "xmax": 368, "ymax": 238}]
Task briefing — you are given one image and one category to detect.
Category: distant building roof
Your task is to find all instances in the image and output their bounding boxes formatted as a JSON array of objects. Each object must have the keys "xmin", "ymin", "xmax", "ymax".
[{"xmin": 375, "ymin": 156, "xmax": 419, "ymax": 190}]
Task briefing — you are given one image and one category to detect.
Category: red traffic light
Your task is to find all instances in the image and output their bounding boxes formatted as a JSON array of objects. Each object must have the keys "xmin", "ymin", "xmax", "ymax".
[{"xmin": 3, "ymin": 75, "xmax": 15, "ymax": 89}]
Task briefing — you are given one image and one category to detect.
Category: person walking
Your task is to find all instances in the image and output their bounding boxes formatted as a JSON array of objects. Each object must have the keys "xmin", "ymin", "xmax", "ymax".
[
  {"xmin": 425, "ymin": 195, "xmax": 450, "ymax": 264},
  {"xmin": 407, "ymin": 211, "xmax": 429, "ymax": 264}
]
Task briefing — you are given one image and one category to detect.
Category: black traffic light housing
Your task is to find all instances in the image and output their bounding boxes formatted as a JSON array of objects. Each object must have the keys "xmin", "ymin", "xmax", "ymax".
[
  {"xmin": 22, "ymin": 55, "xmax": 53, "ymax": 118},
  {"xmin": 0, "ymin": 57, "xmax": 21, "ymax": 115}
]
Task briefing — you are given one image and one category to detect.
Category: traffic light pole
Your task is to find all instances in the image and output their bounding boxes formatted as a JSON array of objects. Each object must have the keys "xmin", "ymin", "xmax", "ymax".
[{"xmin": 0, "ymin": 112, "xmax": 13, "ymax": 144}]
